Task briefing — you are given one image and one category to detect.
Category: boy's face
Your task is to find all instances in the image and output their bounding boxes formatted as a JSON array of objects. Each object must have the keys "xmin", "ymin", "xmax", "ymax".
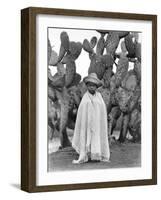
[{"xmin": 86, "ymin": 82, "xmax": 97, "ymax": 95}]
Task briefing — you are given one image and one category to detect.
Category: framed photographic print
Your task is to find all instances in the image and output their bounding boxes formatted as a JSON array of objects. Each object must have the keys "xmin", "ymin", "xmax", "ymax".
[{"xmin": 21, "ymin": 7, "xmax": 157, "ymax": 192}]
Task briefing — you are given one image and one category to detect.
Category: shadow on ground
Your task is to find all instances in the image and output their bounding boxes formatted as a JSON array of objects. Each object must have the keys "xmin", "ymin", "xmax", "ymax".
[{"xmin": 48, "ymin": 141, "xmax": 141, "ymax": 172}]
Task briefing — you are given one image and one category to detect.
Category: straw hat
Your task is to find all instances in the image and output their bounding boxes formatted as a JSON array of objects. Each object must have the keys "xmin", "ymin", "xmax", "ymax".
[{"xmin": 83, "ymin": 73, "xmax": 102, "ymax": 87}]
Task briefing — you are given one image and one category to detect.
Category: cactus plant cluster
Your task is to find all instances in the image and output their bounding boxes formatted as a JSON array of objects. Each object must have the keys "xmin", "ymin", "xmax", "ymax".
[
  {"xmin": 48, "ymin": 29, "xmax": 141, "ymax": 148},
  {"xmin": 48, "ymin": 31, "xmax": 83, "ymax": 148}
]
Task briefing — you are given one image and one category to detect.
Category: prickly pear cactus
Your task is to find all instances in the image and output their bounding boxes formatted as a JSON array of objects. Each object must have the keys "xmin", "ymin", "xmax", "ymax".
[
  {"xmin": 135, "ymin": 42, "xmax": 141, "ymax": 62},
  {"xmin": 96, "ymin": 33, "xmax": 105, "ymax": 55},
  {"xmin": 134, "ymin": 60, "xmax": 141, "ymax": 82},
  {"xmin": 115, "ymin": 57, "xmax": 129, "ymax": 87},
  {"xmin": 129, "ymin": 109, "xmax": 141, "ymax": 130},
  {"xmin": 68, "ymin": 85, "xmax": 82, "ymax": 107},
  {"xmin": 128, "ymin": 86, "xmax": 141, "ymax": 112},
  {"xmin": 115, "ymin": 87, "xmax": 132, "ymax": 113},
  {"xmin": 128, "ymin": 108, "xmax": 141, "ymax": 142},
  {"xmin": 49, "ymin": 50, "xmax": 58, "ymax": 66},
  {"xmin": 88, "ymin": 53, "xmax": 114, "ymax": 80},
  {"xmin": 57, "ymin": 62, "xmax": 66, "ymax": 77},
  {"xmin": 121, "ymin": 70, "xmax": 138, "ymax": 91},
  {"xmin": 101, "ymin": 53, "xmax": 114, "ymax": 66},
  {"xmin": 57, "ymin": 46, "xmax": 66, "ymax": 64},
  {"xmin": 108, "ymin": 106, "xmax": 122, "ymax": 136},
  {"xmin": 49, "ymin": 72, "xmax": 65, "ymax": 88},
  {"xmin": 138, "ymin": 95, "xmax": 141, "ymax": 111},
  {"xmin": 105, "ymin": 32, "xmax": 120, "ymax": 55},
  {"xmin": 124, "ymin": 34, "xmax": 136, "ymax": 58},
  {"xmin": 83, "ymin": 39, "xmax": 93, "ymax": 54},
  {"xmin": 48, "ymin": 85, "xmax": 56, "ymax": 102},
  {"xmin": 118, "ymin": 113, "xmax": 130, "ymax": 142},
  {"xmin": 61, "ymin": 53, "xmax": 71, "ymax": 64},
  {"xmin": 57, "ymin": 31, "xmax": 70, "ymax": 63},
  {"xmin": 65, "ymin": 60, "xmax": 76, "ymax": 88},
  {"xmin": 98, "ymin": 87, "xmax": 112, "ymax": 113},
  {"xmin": 48, "ymin": 39, "xmax": 52, "ymax": 64},
  {"xmin": 61, "ymin": 42, "xmax": 82, "ymax": 64},
  {"xmin": 88, "ymin": 54, "xmax": 102, "ymax": 78},
  {"xmin": 60, "ymin": 31, "xmax": 70, "ymax": 51},
  {"xmin": 47, "ymin": 32, "xmax": 83, "ymax": 147},
  {"xmin": 87, "ymin": 56, "xmax": 103, "ymax": 79},
  {"xmin": 48, "ymin": 29, "xmax": 142, "ymax": 145},
  {"xmin": 109, "ymin": 106, "xmax": 122, "ymax": 122},
  {"xmin": 69, "ymin": 41, "xmax": 82, "ymax": 60},
  {"xmin": 69, "ymin": 73, "xmax": 81, "ymax": 88},
  {"xmin": 103, "ymin": 67, "xmax": 113, "ymax": 88},
  {"xmin": 120, "ymin": 40, "xmax": 127, "ymax": 53},
  {"xmin": 110, "ymin": 75, "xmax": 116, "ymax": 93},
  {"xmin": 90, "ymin": 36, "xmax": 97, "ymax": 49},
  {"xmin": 55, "ymin": 88, "xmax": 71, "ymax": 147}
]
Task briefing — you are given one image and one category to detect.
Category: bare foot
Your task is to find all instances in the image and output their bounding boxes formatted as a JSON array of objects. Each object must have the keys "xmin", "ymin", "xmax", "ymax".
[
  {"xmin": 72, "ymin": 158, "xmax": 88, "ymax": 164},
  {"xmin": 101, "ymin": 159, "xmax": 111, "ymax": 162}
]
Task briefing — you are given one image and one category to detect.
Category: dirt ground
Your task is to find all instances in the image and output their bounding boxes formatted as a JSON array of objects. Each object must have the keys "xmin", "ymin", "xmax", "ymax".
[{"xmin": 48, "ymin": 130, "xmax": 141, "ymax": 172}]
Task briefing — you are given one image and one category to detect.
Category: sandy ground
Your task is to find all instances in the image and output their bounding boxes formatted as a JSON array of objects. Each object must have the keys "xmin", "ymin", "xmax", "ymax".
[{"xmin": 48, "ymin": 130, "xmax": 141, "ymax": 172}]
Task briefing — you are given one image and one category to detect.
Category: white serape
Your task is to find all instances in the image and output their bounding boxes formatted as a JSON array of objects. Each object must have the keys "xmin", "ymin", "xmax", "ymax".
[{"xmin": 72, "ymin": 91, "xmax": 110, "ymax": 162}]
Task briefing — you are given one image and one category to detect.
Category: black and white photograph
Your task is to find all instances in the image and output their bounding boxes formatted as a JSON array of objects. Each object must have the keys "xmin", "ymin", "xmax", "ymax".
[{"xmin": 47, "ymin": 27, "xmax": 141, "ymax": 172}]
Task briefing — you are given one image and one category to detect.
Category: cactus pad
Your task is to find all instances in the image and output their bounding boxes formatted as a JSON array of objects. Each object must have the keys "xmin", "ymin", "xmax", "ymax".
[
  {"xmin": 121, "ymin": 70, "xmax": 138, "ymax": 91},
  {"xmin": 57, "ymin": 31, "xmax": 70, "ymax": 63},
  {"xmin": 90, "ymin": 36, "xmax": 97, "ymax": 49},
  {"xmin": 115, "ymin": 87, "xmax": 132, "ymax": 113},
  {"xmin": 115, "ymin": 57, "xmax": 129, "ymax": 87},
  {"xmin": 135, "ymin": 42, "xmax": 141, "ymax": 62},
  {"xmin": 110, "ymin": 75, "xmax": 116, "ymax": 93},
  {"xmin": 124, "ymin": 34, "xmax": 136, "ymax": 58},
  {"xmin": 83, "ymin": 39, "xmax": 93, "ymax": 54},
  {"xmin": 68, "ymin": 73, "xmax": 81, "ymax": 88},
  {"xmin": 48, "ymin": 39, "xmax": 52, "ymax": 64},
  {"xmin": 128, "ymin": 108, "xmax": 141, "ymax": 141},
  {"xmin": 57, "ymin": 62, "xmax": 66, "ymax": 76},
  {"xmin": 60, "ymin": 31, "xmax": 69, "ymax": 51},
  {"xmin": 105, "ymin": 32, "xmax": 120, "ymax": 55},
  {"xmin": 88, "ymin": 53, "xmax": 114, "ymax": 80},
  {"xmin": 120, "ymin": 41, "xmax": 127, "ymax": 53},
  {"xmin": 98, "ymin": 87, "xmax": 111, "ymax": 112},
  {"xmin": 48, "ymin": 86, "xmax": 56, "ymax": 102},
  {"xmin": 49, "ymin": 50, "xmax": 58, "ymax": 66},
  {"xmin": 49, "ymin": 72, "xmax": 65, "ymax": 88},
  {"xmin": 65, "ymin": 60, "xmax": 76, "ymax": 87},
  {"xmin": 103, "ymin": 67, "xmax": 113, "ymax": 88},
  {"xmin": 134, "ymin": 60, "xmax": 141, "ymax": 82},
  {"xmin": 69, "ymin": 41, "xmax": 82, "ymax": 60},
  {"xmin": 96, "ymin": 35, "xmax": 105, "ymax": 55},
  {"xmin": 88, "ymin": 55, "xmax": 105, "ymax": 79},
  {"xmin": 128, "ymin": 86, "xmax": 141, "ymax": 112}
]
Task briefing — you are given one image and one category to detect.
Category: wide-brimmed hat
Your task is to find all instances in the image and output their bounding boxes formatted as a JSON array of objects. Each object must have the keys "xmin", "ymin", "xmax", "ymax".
[{"xmin": 83, "ymin": 73, "xmax": 102, "ymax": 87}]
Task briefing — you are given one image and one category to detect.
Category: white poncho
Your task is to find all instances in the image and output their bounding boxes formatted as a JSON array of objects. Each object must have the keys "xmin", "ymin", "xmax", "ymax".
[{"xmin": 72, "ymin": 90, "xmax": 110, "ymax": 162}]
